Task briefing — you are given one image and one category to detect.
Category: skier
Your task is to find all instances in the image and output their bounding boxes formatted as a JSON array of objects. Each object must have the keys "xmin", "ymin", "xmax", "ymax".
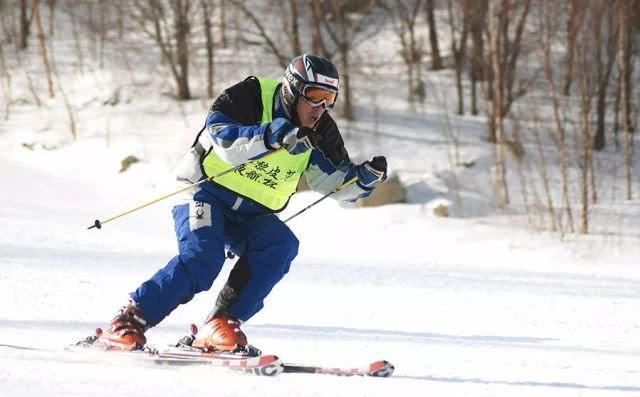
[{"xmin": 95, "ymin": 54, "xmax": 388, "ymax": 352}]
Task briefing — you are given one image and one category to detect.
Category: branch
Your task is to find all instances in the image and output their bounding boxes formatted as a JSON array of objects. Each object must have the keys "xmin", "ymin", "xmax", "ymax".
[{"xmin": 229, "ymin": 0, "xmax": 287, "ymax": 68}]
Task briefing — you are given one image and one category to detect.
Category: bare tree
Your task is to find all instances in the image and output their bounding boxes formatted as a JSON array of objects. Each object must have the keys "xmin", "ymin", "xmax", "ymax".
[
  {"xmin": 392, "ymin": 0, "xmax": 426, "ymax": 103},
  {"xmin": 537, "ymin": 0, "xmax": 575, "ymax": 232},
  {"xmin": 311, "ymin": 0, "xmax": 381, "ymax": 120},
  {"xmin": 131, "ymin": 0, "xmax": 193, "ymax": 99},
  {"xmin": 287, "ymin": 0, "xmax": 302, "ymax": 56},
  {"xmin": 50, "ymin": 47, "xmax": 77, "ymax": 141},
  {"xmin": 580, "ymin": 51, "xmax": 593, "ymax": 234},
  {"xmin": 33, "ymin": 0, "xmax": 54, "ymax": 98},
  {"xmin": 1, "ymin": 0, "xmax": 17, "ymax": 45},
  {"xmin": 96, "ymin": 1, "xmax": 108, "ymax": 69},
  {"xmin": 425, "ymin": 0, "xmax": 443, "ymax": 70},
  {"xmin": 309, "ymin": 1, "xmax": 329, "ymax": 57},
  {"xmin": 46, "ymin": 0, "xmax": 55, "ymax": 36},
  {"xmin": 0, "ymin": 42, "xmax": 12, "ymax": 120},
  {"xmin": 69, "ymin": 4, "xmax": 85, "ymax": 73},
  {"xmin": 484, "ymin": 0, "xmax": 532, "ymax": 143},
  {"xmin": 20, "ymin": 0, "xmax": 34, "ymax": 49},
  {"xmin": 531, "ymin": 107, "xmax": 558, "ymax": 231},
  {"xmin": 116, "ymin": 0, "xmax": 125, "ymax": 38},
  {"xmin": 201, "ymin": 0, "xmax": 215, "ymax": 98},
  {"xmin": 468, "ymin": 0, "xmax": 486, "ymax": 115},
  {"xmin": 219, "ymin": 0, "xmax": 227, "ymax": 48},
  {"xmin": 446, "ymin": 0, "xmax": 469, "ymax": 115},
  {"xmin": 229, "ymin": 0, "xmax": 288, "ymax": 68},
  {"xmin": 487, "ymin": 0, "xmax": 508, "ymax": 206},
  {"xmin": 619, "ymin": 0, "xmax": 633, "ymax": 199},
  {"xmin": 172, "ymin": 0, "xmax": 191, "ymax": 99},
  {"xmin": 562, "ymin": 0, "xmax": 585, "ymax": 95},
  {"xmin": 576, "ymin": 33, "xmax": 595, "ymax": 234},
  {"xmin": 591, "ymin": 0, "xmax": 618, "ymax": 151}
]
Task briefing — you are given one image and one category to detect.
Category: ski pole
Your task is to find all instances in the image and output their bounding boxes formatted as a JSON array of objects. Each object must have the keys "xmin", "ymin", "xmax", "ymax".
[
  {"xmin": 224, "ymin": 176, "xmax": 358, "ymax": 260},
  {"xmin": 283, "ymin": 177, "xmax": 358, "ymax": 223},
  {"xmin": 88, "ymin": 150, "xmax": 281, "ymax": 230}
]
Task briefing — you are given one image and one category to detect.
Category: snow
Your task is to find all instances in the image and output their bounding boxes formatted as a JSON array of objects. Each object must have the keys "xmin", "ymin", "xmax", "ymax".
[
  {"xmin": 2, "ymin": 8, "xmax": 640, "ymax": 397},
  {"xmin": 2, "ymin": 135, "xmax": 640, "ymax": 396}
]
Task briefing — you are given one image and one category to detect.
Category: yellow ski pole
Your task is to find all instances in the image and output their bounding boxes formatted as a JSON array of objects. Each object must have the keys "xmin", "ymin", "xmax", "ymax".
[{"xmin": 88, "ymin": 150, "xmax": 281, "ymax": 230}]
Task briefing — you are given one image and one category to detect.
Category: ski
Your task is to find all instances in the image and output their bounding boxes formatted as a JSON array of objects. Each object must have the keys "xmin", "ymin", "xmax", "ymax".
[
  {"xmin": 167, "ymin": 327, "xmax": 395, "ymax": 378},
  {"xmin": 3, "ymin": 341, "xmax": 393, "ymax": 378},
  {"xmin": 282, "ymin": 359, "xmax": 394, "ymax": 377},
  {"xmin": 62, "ymin": 333, "xmax": 284, "ymax": 376},
  {"xmin": 153, "ymin": 349, "xmax": 284, "ymax": 376}
]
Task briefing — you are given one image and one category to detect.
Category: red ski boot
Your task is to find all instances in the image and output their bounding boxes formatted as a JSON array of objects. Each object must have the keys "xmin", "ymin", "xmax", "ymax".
[
  {"xmin": 192, "ymin": 315, "xmax": 248, "ymax": 352},
  {"xmin": 96, "ymin": 302, "xmax": 148, "ymax": 350}
]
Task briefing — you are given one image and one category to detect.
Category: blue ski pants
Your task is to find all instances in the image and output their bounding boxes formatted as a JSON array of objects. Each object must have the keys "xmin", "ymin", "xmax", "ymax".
[{"xmin": 130, "ymin": 190, "xmax": 299, "ymax": 326}]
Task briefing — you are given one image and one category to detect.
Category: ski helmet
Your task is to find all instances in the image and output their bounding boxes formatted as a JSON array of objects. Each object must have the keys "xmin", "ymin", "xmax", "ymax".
[{"xmin": 281, "ymin": 54, "xmax": 339, "ymax": 114}]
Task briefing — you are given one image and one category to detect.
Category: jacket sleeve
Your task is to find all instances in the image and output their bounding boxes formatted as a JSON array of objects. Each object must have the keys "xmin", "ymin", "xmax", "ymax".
[
  {"xmin": 303, "ymin": 114, "xmax": 374, "ymax": 202},
  {"xmin": 205, "ymin": 112, "xmax": 272, "ymax": 166},
  {"xmin": 202, "ymin": 77, "xmax": 273, "ymax": 166}
]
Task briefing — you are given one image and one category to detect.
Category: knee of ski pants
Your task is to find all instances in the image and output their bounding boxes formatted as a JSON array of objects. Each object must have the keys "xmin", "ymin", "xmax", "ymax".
[
  {"xmin": 229, "ymin": 230, "xmax": 299, "ymax": 322},
  {"xmin": 173, "ymin": 203, "xmax": 226, "ymax": 294},
  {"xmin": 248, "ymin": 220, "xmax": 299, "ymax": 279}
]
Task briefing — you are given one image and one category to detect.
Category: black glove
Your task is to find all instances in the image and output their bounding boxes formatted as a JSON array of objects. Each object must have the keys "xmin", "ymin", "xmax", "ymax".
[{"xmin": 356, "ymin": 156, "xmax": 387, "ymax": 189}]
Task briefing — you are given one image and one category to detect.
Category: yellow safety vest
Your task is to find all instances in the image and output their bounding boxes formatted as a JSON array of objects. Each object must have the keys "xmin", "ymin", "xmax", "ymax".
[{"xmin": 201, "ymin": 78, "xmax": 311, "ymax": 212}]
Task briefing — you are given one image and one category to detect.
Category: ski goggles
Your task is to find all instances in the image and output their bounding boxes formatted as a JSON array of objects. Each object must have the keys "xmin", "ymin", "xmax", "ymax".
[{"xmin": 301, "ymin": 85, "xmax": 338, "ymax": 108}]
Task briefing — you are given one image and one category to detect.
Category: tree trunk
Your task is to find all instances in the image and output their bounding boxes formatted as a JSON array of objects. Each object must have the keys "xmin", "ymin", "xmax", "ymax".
[
  {"xmin": 308, "ymin": 0, "xmax": 377, "ymax": 120},
  {"xmin": 612, "ymin": 71, "xmax": 621, "ymax": 149},
  {"xmin": 591, "ymin": 3, "xmax": 617, "ymax": 152},
  {"xmin": 488, "ymin": 0, "xmax": 508, "ymax": 207},
  {"xmin": 49, "ymin": 45, "xmax": 77, "ymax": 140},
  {"xmin": 33, "ymin": 0, "xmax": 54, "ymax": 98},
  {"xmin": 69, "ymin": 5, "xmax": 84, "ymax": 73},
  {"xmin": 593, "ymin": 87, "xmax": 607, "ymax": 151},
  {"xmin": 20, "ymin": 0, "xmax": 30, "ymax": 49},
  {"xmin": 201, "ymin": 0, "xmax": 214, "ymax": 98},
  {"xmin": 174, "ymin": 0, "xmax": 191, "ymax": 100},
  {"xmin": 395, "ymin": 0, "xmax": 425, "ymax": 103},
  {"xmin": 339, "ymin": 49, "xmax": 353, "ymax": 120},
  {"xmin": 86, "ymin": 1, "xmax": 97, "ymax": 60},
  {"xmin": 469, "ymin": 0, "xmax": 486, "ymax": 116},
  {"xmin": 46, "ymin": 0, "xmax": 55, "ymax": 36},
  {"xmin": 532, "ymin": 115, "xmax": 557, "ymax": 231},
  {"xmin": 220, "ymin": 0, "xmax": 227, "ymax": 48},
  {"xmin": 117, "ymin": 0, "xmax": 125, "ymax": 38},
  {"xmin": 98, "ymin": 1, "xmax": 106, "ymax": 69},
  {"xmin": 455, "ymin": 60, "xmax": 464, "ymax": 115},
  {"xmin": 563, "ymin": 0, "xmax": 581, "ymax": 95},
  {"xmin": 309, "ymin": 0, "xmax": 328, "ymax": 57},
  {"xmin": 448, "ymin": 0, "xmax": 468, "ymax": 115},
  {"xmin": 0, "ymin": 42, "xmax": 12, "ymax": 120},
  {"xmin": 288, "ymin": 0, "xmax": 302, "ymax": 55},
  {"xmin": 619, "ymin": 0, "xmax": 632, "ymax": 199},
  {"xmin": 576, "ymin": 6, "xmax": 595, "ymax": 234},
  {"xmin": 425, "ymin": 0, "xmax": 442, "ymax": 70},
  {"xmin": 0, "ymin": 0, "xmax": 15, "ymax": 45},
  {"xmin": 540, "ymin": 0, "xmax": 575, "ymax": 232},
  {"xmin": 580, "ymin": 97, "xmax": 591, "ymax": 234}
]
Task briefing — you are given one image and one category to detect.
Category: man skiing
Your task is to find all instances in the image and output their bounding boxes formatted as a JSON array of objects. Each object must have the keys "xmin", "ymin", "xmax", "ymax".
[{"xmin": 95, "ymin": 54, "xmax": 388, "ymax": 353}]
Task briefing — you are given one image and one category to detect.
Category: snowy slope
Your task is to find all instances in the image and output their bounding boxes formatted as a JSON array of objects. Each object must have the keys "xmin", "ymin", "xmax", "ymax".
[
  {"xmin": 2, "ymin": 142, "xmax": 640, "ymax": 397},
  {"xmin": 2, "ymin": 6, "xmax": 640, "ymax": 396}
]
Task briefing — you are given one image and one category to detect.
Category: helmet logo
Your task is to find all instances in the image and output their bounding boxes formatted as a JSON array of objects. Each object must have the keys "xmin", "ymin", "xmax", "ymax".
[
  {"xmin": 315, "ymin": 74, "xmax": 338, "ymax": 89},
  {"xmin": 303, "ymin": 55, "xmax": 315, "ymax": 82}
]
